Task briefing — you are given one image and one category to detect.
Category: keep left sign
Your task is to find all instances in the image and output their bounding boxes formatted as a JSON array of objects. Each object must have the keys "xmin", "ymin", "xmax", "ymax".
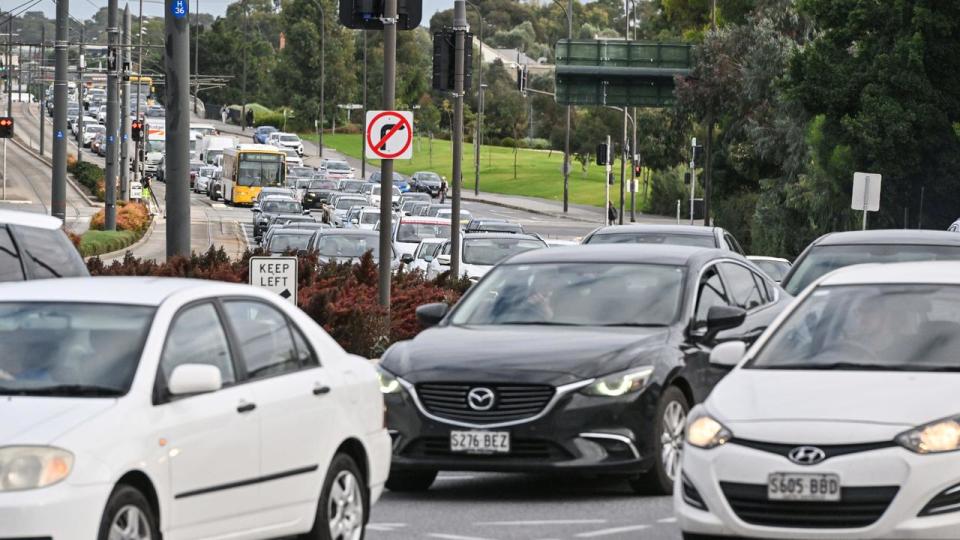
[{"xmin": 249, "ymin": 256, "xmax": 298, "ymax": 304}]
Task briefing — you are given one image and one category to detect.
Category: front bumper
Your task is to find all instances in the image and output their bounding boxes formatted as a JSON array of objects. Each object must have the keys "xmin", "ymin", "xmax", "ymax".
[
  {"xmin": 0, "ymin": 481, "xmax": 110, "ymax": 540},
  {"xmin": 676, "ymin": 437, "xmax": 960, "ymax": 539},
  {"xmin": 386, "ymin": 379, "xmax": 660, "ymax": 475}
]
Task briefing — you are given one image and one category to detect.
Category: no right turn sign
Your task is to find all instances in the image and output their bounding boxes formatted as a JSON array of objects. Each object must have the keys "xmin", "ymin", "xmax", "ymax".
[{"xmin": 365, "ymin": 110, "xmax": 414, "ymax": 160}]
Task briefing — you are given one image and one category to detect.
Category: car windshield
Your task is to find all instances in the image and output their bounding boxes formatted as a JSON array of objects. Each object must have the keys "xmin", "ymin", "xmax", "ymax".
[
  {"xmin": 147, "ymin": 140, "xmax": 165, "ymax": 153},
  {"xmin": 280, "ymin": 135, "xmax": 299, "ymax": 142},
  {"xmin": 752, "ymin": 260, "xmax": 790, "ymax": 282},
  {"xmin": 397, "ymin": 222, "xmax": 452, "ymax": 243},
  {"xmin": 451, "ymin": 263, "xmax": 684, "ymax": 326},
  {"xmin": 749, "ymin": 284, "xmax": 960, "ymax": 371},
  {"xmin": 340, "ymin": 181, "xmax": 364, "ymax": 193},
  {"xmin": 327, "ymin": 162, "xmax": 351, "ymax": 171},
  {"xmin": 418, "ymin": 173, "xmax": 442, "ymax": 183},
  {"xmin": 268, "ymin": 233, "xmax": 312, "ymax": 254},
  {"xmin": 310, "ymin": 180, "xmax": 337, "ymax": 190},
  {"xmin": 417, "ymin": 242, "xmax": 443, "ymax": 259},
  {"xmin": 315, "ymin": 235, "xmax": 380, "ymax": 258},
  {"xmin": 587, "ymin": 232, "xmax": 716, "ymax": 248},
  {"xmin": 461, "ymin": 238, "xmax": 545, "ymax": 266},
  {"xmin": 336, "ymin": 198, "xmax": 364, "ymax": 210},
  {"xmin": 262, "ymin": 200, "xmax": 302, "ymax": 213},
  {"xmin": 783, "ymin": 244, "xmax": 960, "ymax": 296},
  {"xmin": 0, "ymin": 303, "xmax": 155, "ymax": 396},
  {"xmin": 86, "ymin": 126, "xmax": 105, "ymax": 133},
  {"xmin": 361, "ymin": 213, "xmax": 380, "ymax": 225}
]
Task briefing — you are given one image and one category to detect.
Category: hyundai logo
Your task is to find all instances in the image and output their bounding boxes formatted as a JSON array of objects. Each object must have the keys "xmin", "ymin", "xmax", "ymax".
[
  {"xmin": 788, "ymin": 446, "xmax": 827, "ymax": 465},
  {"xmin": 466, "ymin": 387, "xmax": 496, "ymax": 411}
]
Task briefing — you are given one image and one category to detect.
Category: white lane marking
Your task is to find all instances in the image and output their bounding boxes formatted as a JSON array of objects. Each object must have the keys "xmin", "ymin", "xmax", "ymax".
[
  {"xmin": 212, "ymin": 203, "xmax": 227, "ymax": 208},
  {"xmin": 476, "ymin": 520, "xmax": 606, "ymax": 526},
  {"xmin": 656, "ymin": 517, "xmax": 677, "ymax": 524},
  {"xmin": 575, "ymin": 525, "xmax": 651, "ymax": 537},
  {"xmin": 428, "ymin": 534, "xmax": 498, "ymax": 540},
  {"xmin": 367, "ymin": 523, "xmax": 407, "ymax": 531},
  {"xmin": 435, "ymin": 474, "xmax": 476, "ymax": 481}
]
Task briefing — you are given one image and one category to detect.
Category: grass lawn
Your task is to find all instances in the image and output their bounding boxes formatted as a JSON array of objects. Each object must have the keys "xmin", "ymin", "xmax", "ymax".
[
  {"xmin": 79, "ymin": 229, "xmax": 141, "ymax": 257},
  {"xmin": 304, "ymin": 133, "xmax": 648, "ymax": 209}
]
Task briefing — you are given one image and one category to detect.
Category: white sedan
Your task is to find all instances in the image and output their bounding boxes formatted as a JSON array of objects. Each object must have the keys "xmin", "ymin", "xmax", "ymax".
[
  {"xmin": 0, "ymin": 277, "xmax": 390, "ymax": 540},
  {"xmin": 677, "ymin": 261, "xmax": 960, "ymax": 539}
]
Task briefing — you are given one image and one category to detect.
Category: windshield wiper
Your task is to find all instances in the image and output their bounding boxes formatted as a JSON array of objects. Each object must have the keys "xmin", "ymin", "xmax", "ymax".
[{"xmin": 0, "ymin": 384, "xmax": 124, "ymax": 397}]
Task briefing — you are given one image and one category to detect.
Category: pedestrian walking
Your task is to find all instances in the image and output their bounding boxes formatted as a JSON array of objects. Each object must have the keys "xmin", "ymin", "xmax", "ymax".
[
  {"xmin": 220, "ymin": 106, "xmax": 228, "ymax": 124},
  {"xmin": 245, "ymin": 109, "xmax": 254, "ymax": 128},
  {"xmin": 608, "ymin": 201, "xmax": 619, "ymax": 225}
]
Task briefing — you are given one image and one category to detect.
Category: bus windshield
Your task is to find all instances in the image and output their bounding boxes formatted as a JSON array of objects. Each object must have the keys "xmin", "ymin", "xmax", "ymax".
[{"xmin": 238, "ymin": 153, "xmax": 284, "ymax": 187}]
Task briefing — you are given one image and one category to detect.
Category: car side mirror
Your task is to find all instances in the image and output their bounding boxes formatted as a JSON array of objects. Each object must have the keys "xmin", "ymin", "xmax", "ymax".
[
  {"xmin": 704, "ymin": 305, "xmax": 747, "ymax": 342},
  {"xmin": 437, "ymin": 254, "xmax": 451, "ymax": 266},
  {"xmin": 416, "ymin": 303, "xmax": 448, "ymax": 327},
  {"xmin": 710, "ymin": 340, "xmax": 746, "ymax": 368},
  {"xmin": 168, "ymin": 364, "xmax": 222, "ymax": 396},
  {"xmin": 401, "ymin": 253, "xmax": 415, "ymax": 264}
]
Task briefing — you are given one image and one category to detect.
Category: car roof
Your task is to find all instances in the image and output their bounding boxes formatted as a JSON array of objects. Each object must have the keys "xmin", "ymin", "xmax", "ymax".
[
  {"xmin": 748, "ymin": 255, "xmax": 789, "ymax": 263},
  {"xmin": 319, "ymin": 228, "xmax": 378, "ymax": 237},
  {"xmin": 262, "ymin": 195, "xmax": 297, "ymax": 202},
  {"xmin": 590, "ymin": 224, "xmax": 719, "ymax": 236},
  {"xmin": 463, "ymin": 232, "xmax": 541, "ymax": 241},
  {"xmin": 0, "ymin": 277, "xmax": 258, "ymax": 307},
  {"xmin": 821, "ymin": 261, "xmax": 960, "ymax": 286},
  {"xmin": 812, "ymin": 229, "xmax": 960, "ymax": 247},
  {"xmin": 399, "ymin": 217, "xmax": 449, "ymax": 225},
  {"xmin": 0, "ymin": 209, "xmax": 64, "ymax": 230},
  {"xmin": 272, "ymin": 228, "xmax": 316, "ymax": 236},
  {"xmin": 504, "ymin": 244, "xmax": 728, "ymax": 266}
]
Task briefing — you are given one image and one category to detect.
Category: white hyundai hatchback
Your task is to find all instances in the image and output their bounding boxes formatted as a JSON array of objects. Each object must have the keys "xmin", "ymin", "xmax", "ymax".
[
  {"xmin": 0, "ymin": 277, "xmax": 390, "ymax": 540},
  {"xmin": 676, "ymin": 261, "xmax": 960, "ymax": 539}
]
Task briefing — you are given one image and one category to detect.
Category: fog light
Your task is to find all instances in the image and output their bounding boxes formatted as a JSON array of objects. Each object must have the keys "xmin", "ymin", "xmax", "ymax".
[
  {"xmin": 919, "ymin": 483, "xmax": 960, "ymax": 517},
  {"xmin": 682, "ymin": 473, "xmax": 709, "ymax": 511}
]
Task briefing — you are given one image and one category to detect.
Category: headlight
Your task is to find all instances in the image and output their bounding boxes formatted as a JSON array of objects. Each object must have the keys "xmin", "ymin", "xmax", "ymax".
[
  {"xmin": 0, "ymin": 446, "xmax": 74, "ymax": 491},
  {"xmin": 686, "ymin": 413, "xmax": 733, "ymax": 449},
  {"xmin": 377, "ymin": 366, "xmax": 402, "ymax": 394},
  {"xmin": 581, "ymin": 366, "xmax": 654, "ymax": 397},
  {"xmin": 897, "ymin": 415, "xmax": 960, "ymax": 454}
]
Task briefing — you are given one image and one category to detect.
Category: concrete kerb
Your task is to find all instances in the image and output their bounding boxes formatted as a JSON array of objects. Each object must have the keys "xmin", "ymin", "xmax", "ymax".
[
  {"xmin": 84, "ymin": 215, "xmax": 158, "ymax": 263},
  {"xmin": 9, "ymin": 133, "xmax": 100, "ymax": 207},
  {"xmin": 461, "ymin": 195, "xmax": 599, "ymax": 224}
]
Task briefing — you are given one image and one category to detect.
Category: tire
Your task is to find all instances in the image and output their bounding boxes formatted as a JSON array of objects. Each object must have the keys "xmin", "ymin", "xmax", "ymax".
[
  {"xmin": 96, "ymin": 484, "xmax": 160, "ymax": 540},
  {"xmin": 303, "ymin": 453, "xmax": 368, "ymax": 540},
  {"xmin": 629, "ymin": 385, "xmax": 690, "ymax": 495},
  {"xmin": 385, "ymin": 470, "xmax": 437, "ymax": 492}
]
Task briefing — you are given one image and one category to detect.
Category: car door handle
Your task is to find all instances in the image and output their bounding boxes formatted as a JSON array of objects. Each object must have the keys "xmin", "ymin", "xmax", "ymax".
[
  {"xmin": 236, "ymin": 401, "xmax": 257, "ymax": 413},
  {"xmin": 313, "ymin": 385, "xmax": 331, "ymax": 396}
]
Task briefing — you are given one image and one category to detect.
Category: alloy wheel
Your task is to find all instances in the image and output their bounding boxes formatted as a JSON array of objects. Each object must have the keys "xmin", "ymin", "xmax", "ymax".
[
  {"xmin": 108, "ymin": 505, "xmax": 152, "ymax": 540},
  {"xmin": 328, "ymin": 469, "xmax": 364, "ymax": 540},
  {"xmin": 660, "ymin": 400, "xmax": 687, "ymax": 482}
]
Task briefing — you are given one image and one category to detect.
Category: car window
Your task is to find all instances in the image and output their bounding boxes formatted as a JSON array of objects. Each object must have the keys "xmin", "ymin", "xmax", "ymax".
[
  {"xmin": 724, "ymin": 233, "xmax": 745, "ymax": 255},
  {"xmin": 695, "ymin": 266, "xmax": 730, "ymax": 325},
  {"xmin": 290, "ymin": 324, "xmax": 319, "ymax": 367},
  {"xmin": 223, "ymin": 300, "xmax": 299, "ymax": 379},
  {"xmin": 14, "ymin": 226, "xmax": 88, "ymax": 279},
  {"xmin": 720, "ymin": 262, "xmax": 766, "ymax": 310},
  {"xmin": 161, "ymin": 303, "xmax": 236, "ymax": 387},
  {"xmin": 0, "ymin": 226, "xmax": 24, "ymax": 282}
]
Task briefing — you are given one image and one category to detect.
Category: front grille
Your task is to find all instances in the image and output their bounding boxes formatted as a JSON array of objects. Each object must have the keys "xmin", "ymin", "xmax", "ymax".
[
  {"xmin": 416, "ymin": 383, "xmax": 555, "ymax": 424},
  {"xmin": 402, "ymin": 436, "xmax": 571, "ymax": 461},
  {"xmin": 720, "ymin": 482, "xmax": 898, "ymax": 529},
  {"xmin": 730, "ymin": 438, "xmax": 896, "ymax": 462}
]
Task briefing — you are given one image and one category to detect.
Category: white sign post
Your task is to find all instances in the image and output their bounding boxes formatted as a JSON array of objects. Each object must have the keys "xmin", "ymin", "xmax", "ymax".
[
  {"xmin": 365, "ymin": 110, "xmax": 414, "ymax": 160},
  {"xmin": 249, "ymin": 256, "xmax": 298, "ymax": 305},
  {"xmin": 852, "ymin": 172, "xmax": 882, "ymax": 230}
]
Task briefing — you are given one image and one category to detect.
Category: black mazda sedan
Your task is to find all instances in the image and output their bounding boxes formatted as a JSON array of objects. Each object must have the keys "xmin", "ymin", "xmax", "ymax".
[{"xmin": 378, "ymin": 245, "xmax": 788, "ymax": 494}]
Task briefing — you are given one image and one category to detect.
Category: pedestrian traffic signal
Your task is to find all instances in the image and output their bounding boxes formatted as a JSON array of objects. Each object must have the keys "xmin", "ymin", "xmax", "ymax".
[
  {"xmin": 0, "ymin": 117, "xmax": 13, "ymax": 139},
  {"xmin": 339, "ymin": 0, "xmax": 421, "ymax": 30},
  {"xmin": 131, "ymin": 120, "xmax": 143, "ymax": 142},
  {"xmin": 432, "ymin": 31, "xmax": 473, "ymax": 92},
  {"xmin": 517, "ymin": 66, "xmax": 527, "ymax": 93},
  {"xmin": 596, "ymin": 143, "xmax": 608, "ymax": 165}
]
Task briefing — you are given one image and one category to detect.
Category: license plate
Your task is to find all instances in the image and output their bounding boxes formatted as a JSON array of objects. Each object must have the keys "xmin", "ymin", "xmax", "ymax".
[
  {"xmin": 450, "ymin": 431, "xmax": 510, "ymax": 454},
  {"xmin": 768, "ymin": 473, "xmax": 841, "ymax": 501}
]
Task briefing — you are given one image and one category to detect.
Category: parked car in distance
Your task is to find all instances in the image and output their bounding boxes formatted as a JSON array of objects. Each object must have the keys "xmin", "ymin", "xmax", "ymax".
[
  {"xmin": 436, "ymin": 208, "xmax": 473, "ymax": 226},
  {"xmin": 80, "ymin": 124, "xmax": 105, "ymax": 147},
  {"xmin": 403, "ymin": 238, "xmax": 446, "ymax": 274},
  {"xmin": 400, "ymin": 200, "xmax": 431, "ymax": 217},
  {"xmin": 252, "ymin": 196, "xmax": 304, "ymax": 240},
  {"xmin": 274, "ymin": 132, "xmax": 305, "ymax": 156},
  {"xmin": 582, "ymin": 224, "xmax": 747, "ymax": 255},
  {"xmin": 677, "ymin": 261, "xmax": 960, "ymax": 539},
  {"xmin": 427, "ymin": 233, "xmax": 548, "ymax": 281},
  {"xmin": 779, "ymin": 229, "xmax": 960, "ymax": 297},
  {"xmin": 380, "ymin": 245, "xmax": 785, "ymax": 495},
  {"xmin": 0, "ymin": 210, "xmax": 89, "ymax": 282},
  {"xmin": 348, "ymin": 206, "xmax": 387, "ymax": 230},
  {"xmin": 747, "ymin": 255, "xmax": 791, "ymax": 283},
  {"xmin": 253, "ymin": 125, "xmax": 277, "ymax": 144},
  {"xmin": 361, "ymin": 183, "xmax": 402, "ymax": 208},
  {"xmin": 337, "ymin": 179, "xmax": 366, "ymax": 194},
  {"xmin": 392, "ymin": 216, "xmax": 452, "ymax": 257},
  {"xmin": 310, "ymin": 229, "xmax": 398, "ymax": 268},
  {"xmin": 465, "ymin": 219, "xmax": 524, "ymax": 234},
  {"xmin": 322, "ymin": 159, "xmax": 355, "ymax": 179},
  {"xmin": 0, "ymin": 277, "xmax": 389, "ymax": 540},
  {"xmin": 264, "ymin": 228, "xmax": 316, "ymax": 255},
  {"xmin": 409, "ymin": 171, "xmax": 446, "ymax": 198}
]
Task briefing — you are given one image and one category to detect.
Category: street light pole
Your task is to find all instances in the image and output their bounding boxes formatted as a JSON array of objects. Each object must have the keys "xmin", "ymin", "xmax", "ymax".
[
  {"xmin": 319, "ymin": 1, "xmax": 324, "ymax": 158},
  {"xmin": 466, "ymin": 0, "xmax": 483, "ymax": 195},
  {"xmin": 193, "ymin": 0, "xmax": 200, "ymax": 115},
  {"xmin": 563, "ymin": 0, "xmax": 572, "ymax": 212},
  {"xmin": 361, "ymin": 30, "xmax": 367, "ymax": 178}
]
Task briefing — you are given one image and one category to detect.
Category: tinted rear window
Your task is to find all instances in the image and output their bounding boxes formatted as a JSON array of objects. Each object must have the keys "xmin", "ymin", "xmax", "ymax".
[
  {"xmin": 0, "ymin": 226, "xmax": 24, "ymax": 282},
  {"xmin": 586, "ymin": 232, "xmax": 716, "ymax": 248},
  {"xmin": 14, "ymin": 226, "xmax": 89, "ymax": 279}
]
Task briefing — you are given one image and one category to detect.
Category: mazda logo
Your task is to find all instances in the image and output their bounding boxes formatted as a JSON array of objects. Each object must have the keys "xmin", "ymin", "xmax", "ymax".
[
  {"xmin": 788, "ymin": 446, "xmax": 827, "ymax": 465},
  {"xmin": 466, "ymin": 387, "xmax": 496, "ymax": 411}
]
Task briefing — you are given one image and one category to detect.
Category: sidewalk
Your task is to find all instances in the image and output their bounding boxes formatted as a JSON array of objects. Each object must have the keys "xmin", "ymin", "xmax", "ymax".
[{"xmin": 207, "ymin": 118, "xmax": 684, "ymax": 225}]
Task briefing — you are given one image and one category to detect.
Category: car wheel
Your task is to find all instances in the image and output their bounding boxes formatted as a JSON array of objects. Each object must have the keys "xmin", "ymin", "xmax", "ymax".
[
  {"xmin": 385, "ymin": 470, "xmax": 437, "ymax": 492},
  {"xmin": 96, "ymin": 484, "xmax": 160, "ymax": 540},
  {"xmin": 303, "ymin": 453, "xmax": 368, "ymax": 540},
  {"xmin": 629, "ymin": 385, "xmax": 689, "ymax": 495}
]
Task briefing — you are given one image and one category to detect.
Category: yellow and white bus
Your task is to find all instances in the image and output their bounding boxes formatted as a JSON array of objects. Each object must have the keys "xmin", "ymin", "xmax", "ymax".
[
  {"xmin": 222, "ymin": 144, "xmax": 286, "ymax": 205},
  {"xmin": 129, "ymin": 75, "xmax": 156, "ymax": 106}
]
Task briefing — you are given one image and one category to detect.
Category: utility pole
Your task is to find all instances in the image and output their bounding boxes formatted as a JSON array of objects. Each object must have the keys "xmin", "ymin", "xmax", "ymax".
[
  {"xmin": 689, "ymin": 137, "xmax": 696, "ymax": 225},
  {"xmin": 77, "ymin": 26, "xmax": 84, "ymax": 166},
  {"xmin": 39, "ymin": 24, "xmax": 45, "ymax": 156},
  {"xmin": 361, "ymin": 30, "xmax": 366, "ymax": 178},
  {"xmin": 6, "ymin": 18, "xmax": 12, "ymax": 115},
  {"xmin": 450, "ymin": 0, "xmax": 467, "ymax": 279},
  {"xmin": 193, "ymin": 0, "xmax": 199, "ymax": 114},
  {"xmin": 134, "ymin": 0, "xmax": 144, "ymax": 187},
  {"xmin": 120, "ymin": 5, "xmax": 131, "ymax": 201},
  {"xmin": 630, "ymin": 106, "xmax": 637, "ymax": 222},
  {"xmin": 240, "ymin": 0, "xmax": 247, "ymax": 132},
  {"xmin": 604, "ymin": 134, "xmax": 611, "ymax": 226},
  {"xmin": 467, "ymin": 1, "xmax": 483, "ymax": 196},
  {"xmin": 618, "ymin": 2, "xmax": 628, "ymax": 225},
  {"xmin": 318, "ymin": 1, "xmax": 325, "ymax": 158},
  {"xmin": 562, "ymin": 0, "xmax": 572, "ymax": 212},
  {"xmin": 51, "ymin": 0, "xmax": 68, "ymax": 221},
  {"xmin": 105, "ymin": 1, "xmax": 119, "ymax": 230},
  {"xmin": 378, "ymin": 0, "xmax": 398, "ymax": 308},
  {"xmin": 166, "ymin": 0, "xmax": 191, "ymax": 256}
]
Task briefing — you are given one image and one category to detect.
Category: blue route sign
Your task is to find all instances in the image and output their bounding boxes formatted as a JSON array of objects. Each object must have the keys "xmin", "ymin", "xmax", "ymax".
[
  {"xmin": 55, "ymin": 130, "xmax": 63, "ymax": 139},
  {"xmin": 171, "ymin": 0, "xmax": 188, "ymax": 19}
]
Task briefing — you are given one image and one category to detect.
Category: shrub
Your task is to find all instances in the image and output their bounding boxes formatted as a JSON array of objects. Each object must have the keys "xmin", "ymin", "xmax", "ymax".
[
  {"xmin": 524, "ymin": 138, "xmax": 552, "ymax": 150},
  {"xmin": 67, "ymin": 160, "xmax": 106, "ymax": 201},
  {"xmin": 89, "ymin": 202, "xmax": 150, "ymax": 232},
  {"xmin": 254, "ymin": 112, "xmax": 286, "ymax": 129},
  {"xmin": 87, "ymin": 248, "xmax": 467, "ymax": 357},
  {"xmin": 501, "ymin": 136, "xmax": 516, "ymax": 148},
  {"xmin": 648, "ymin": 165, "xmax": 691, "ymax": 216},
  {"xmin": 78, "ymin": 230, "xmax": 140, "ymax": 257}
]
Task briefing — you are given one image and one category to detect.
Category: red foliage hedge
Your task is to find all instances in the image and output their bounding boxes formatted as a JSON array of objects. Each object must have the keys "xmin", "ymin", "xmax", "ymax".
[
  {"xmin": 89, "ymin": 202, "xmax": 151, "ymax": 232},
  {"xmin": 87, "ymin": 248, "xmax": 471, "ymax": 357}
]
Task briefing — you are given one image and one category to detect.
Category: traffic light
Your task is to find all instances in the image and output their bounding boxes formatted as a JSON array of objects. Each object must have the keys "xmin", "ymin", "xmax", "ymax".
[
  {"xmin": 596, "ymin": 143, "xmax": 608, "ymax": 166},
  {"xmin": 339, "ymin": 0, "xmax": 421, "ymax": 30},
  {"xmin": 131, "ymin": 120, "xmax": 143, "ymax": 142},
  {"xmin": 0, "ymin": 117, "xmax": 13, "ymax": 139},
  {"xmin": 517, "ymin": 65, "xmax": 527, "ymax": 93},
  {"xmin": 431, "ymin": 31, "xmax": 473, "ymax": 92}
]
